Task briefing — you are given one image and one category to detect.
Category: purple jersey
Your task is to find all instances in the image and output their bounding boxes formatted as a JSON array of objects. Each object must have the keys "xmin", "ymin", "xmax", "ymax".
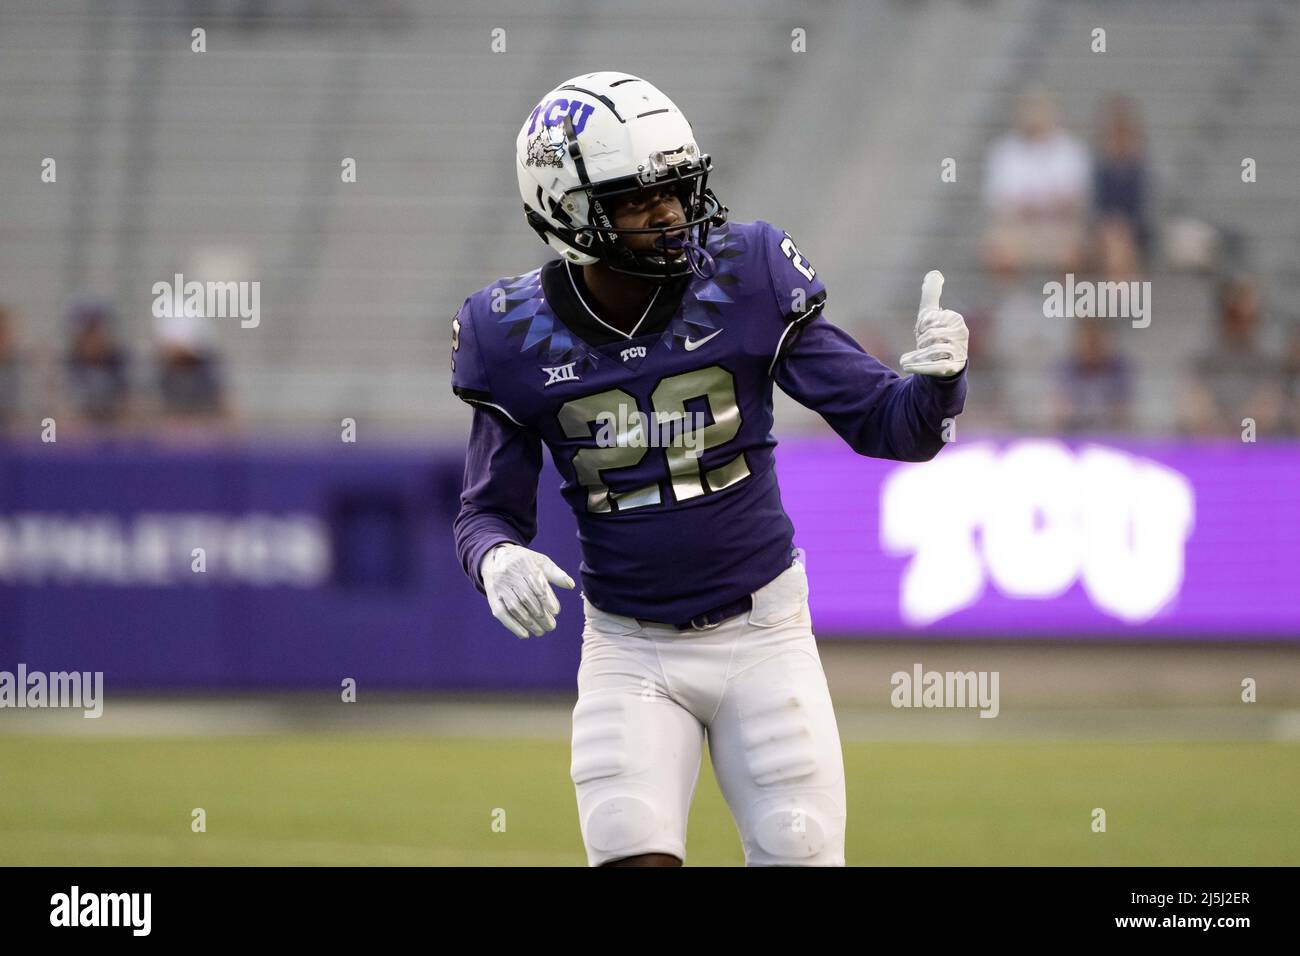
[{"xmin": 451, "ymin": 219, "xmax": 966, "ymax": 625}]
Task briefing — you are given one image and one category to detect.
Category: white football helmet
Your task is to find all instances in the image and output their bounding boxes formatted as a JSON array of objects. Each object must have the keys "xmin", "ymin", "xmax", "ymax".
[{"xmin": 516, "ymin": 71, "xmax": 728, "ymax": 282}]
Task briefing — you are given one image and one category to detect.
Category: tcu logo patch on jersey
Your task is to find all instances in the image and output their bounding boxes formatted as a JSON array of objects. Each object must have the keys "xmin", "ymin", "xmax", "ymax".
[
  {"xmin": 619, "ymin": 346, "xmax": 647, "ymax": 362},
  {"xmin": 543, "ymin": 362, "xmax": 579, "ymax": 386}
]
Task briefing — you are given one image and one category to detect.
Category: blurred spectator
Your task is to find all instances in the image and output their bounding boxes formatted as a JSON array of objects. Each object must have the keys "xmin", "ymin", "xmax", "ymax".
[
  {"xmin": 64, "ymin": 299, "xmax": 131, "ymax": 425},
  {"xmin": 1049, "ymin": 320, "xmax": 1132, "ymax": 434},
  {"xmin": 0, "ymin": 306, "xmax": 20, "ymax": 430},
  {"xmin": 1181, "ymin": 277, "xmax": 1284, "ymax": 436},
  {"xmin": 982, "ymin": 86, "xmax": 1090, "ymax": 276},
  {"xmin": 1092, "ymin": 94, "xmax": 1151, "ymax": 279},
  {"xmin": 154, "ymin": 309, "xmax": 229, "ymax": 425}
]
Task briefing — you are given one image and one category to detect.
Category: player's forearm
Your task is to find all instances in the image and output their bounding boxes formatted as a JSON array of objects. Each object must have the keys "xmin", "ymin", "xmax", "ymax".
[
  {"xmin": 454, "ymin": 469, "xmax": 540, "ymax": 591},
  {"xmin": 776, "ymin": 317, "xmax": 966, "ymax": 461},
  {"xmin": 454, "ymin": 514, "xmax": 529, "ymax": 593},
  {"xmin": 453, "ymin": 405, "xmax": 543, "ymax": 592},
  {"xmin": 885, "ymin": 369, "xmax": 967, "ymax": 460},
  {"xmin": 827, "ymin": 368, "xmax": 966, "ymax": 461}
]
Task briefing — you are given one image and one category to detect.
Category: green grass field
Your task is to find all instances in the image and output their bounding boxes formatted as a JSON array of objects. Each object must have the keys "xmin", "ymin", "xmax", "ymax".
[{"xmin": 2, "ymin": 735, "xmax": 1297, "ymax": 865}]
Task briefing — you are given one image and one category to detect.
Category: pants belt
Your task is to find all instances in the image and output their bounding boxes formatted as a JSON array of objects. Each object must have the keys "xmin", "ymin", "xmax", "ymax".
[{"xmin": 638, "ymin": 594, "xmax": 753, "ymax": 631}]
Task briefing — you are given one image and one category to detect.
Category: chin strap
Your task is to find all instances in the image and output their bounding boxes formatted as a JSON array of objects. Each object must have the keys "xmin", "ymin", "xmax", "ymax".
[{"xmin": 654, "ymin": 234, "xmax": 716, "ymax": 280}]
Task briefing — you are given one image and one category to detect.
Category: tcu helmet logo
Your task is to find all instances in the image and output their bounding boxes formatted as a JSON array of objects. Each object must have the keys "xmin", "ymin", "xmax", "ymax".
[
  {"xmin": 525, "ymin": 97, "xmax": 595, "ymax": 136},
  {"xmin": 524, "ymin": 98, "xmax": 596, "ymax": 168},
  {"xmin": 620, "ymin": 346, "xmax": 646, "ymax": 362},
  {"xmin": 543, "ymin": 362, "xmax": 579, "ymax": 386}
]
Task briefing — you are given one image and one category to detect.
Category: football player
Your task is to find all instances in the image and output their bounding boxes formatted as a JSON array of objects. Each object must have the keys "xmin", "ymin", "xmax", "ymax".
[{"xmin": 451, "ymin": 72, "xmax": 968, "ymax": 866}]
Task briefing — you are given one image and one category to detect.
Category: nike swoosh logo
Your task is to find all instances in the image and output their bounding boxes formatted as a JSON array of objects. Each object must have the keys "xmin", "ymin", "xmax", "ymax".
[{"xmin": 684, "ymin": 330, "xmax": 723, "ymax": 352}]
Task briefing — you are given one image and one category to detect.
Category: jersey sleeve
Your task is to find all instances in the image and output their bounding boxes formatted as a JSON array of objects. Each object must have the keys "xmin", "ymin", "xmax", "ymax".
[
  {"xmin": 449, "ymin": 292, "xmax": 542, "ymax": 589},
  {"xmin": 451, "ymin": 296, "xmax": 491, "ymax": 401},
  {"xmin": 452, "ymin": 403, "xmax": 543, "ymax": 592},
  {"xmin": 759, "ymin": 220, "xmax": 828, "ymax": 324},
  {"xmin": 774, "ymin": 312, "xmax": 967, "ymax": 462},
  {"xmin": 450, "ymin": 294, "xmax": 523, "ymax": 426}
]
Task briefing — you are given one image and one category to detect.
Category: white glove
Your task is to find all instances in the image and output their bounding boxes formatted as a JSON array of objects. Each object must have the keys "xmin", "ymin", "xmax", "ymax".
[
  {"xmin": 900, "ymin": 270, "xmax": 968, "ymax": 378},
  {"xmin": 480, "ymin": 543, "xmax": 575, "ymax": 638}
]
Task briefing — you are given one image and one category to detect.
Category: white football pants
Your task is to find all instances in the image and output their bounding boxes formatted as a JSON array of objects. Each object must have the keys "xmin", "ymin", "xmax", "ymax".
[{"xmin": 570, "ymin": 558, "xmax": 847, "ymax": 866}]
